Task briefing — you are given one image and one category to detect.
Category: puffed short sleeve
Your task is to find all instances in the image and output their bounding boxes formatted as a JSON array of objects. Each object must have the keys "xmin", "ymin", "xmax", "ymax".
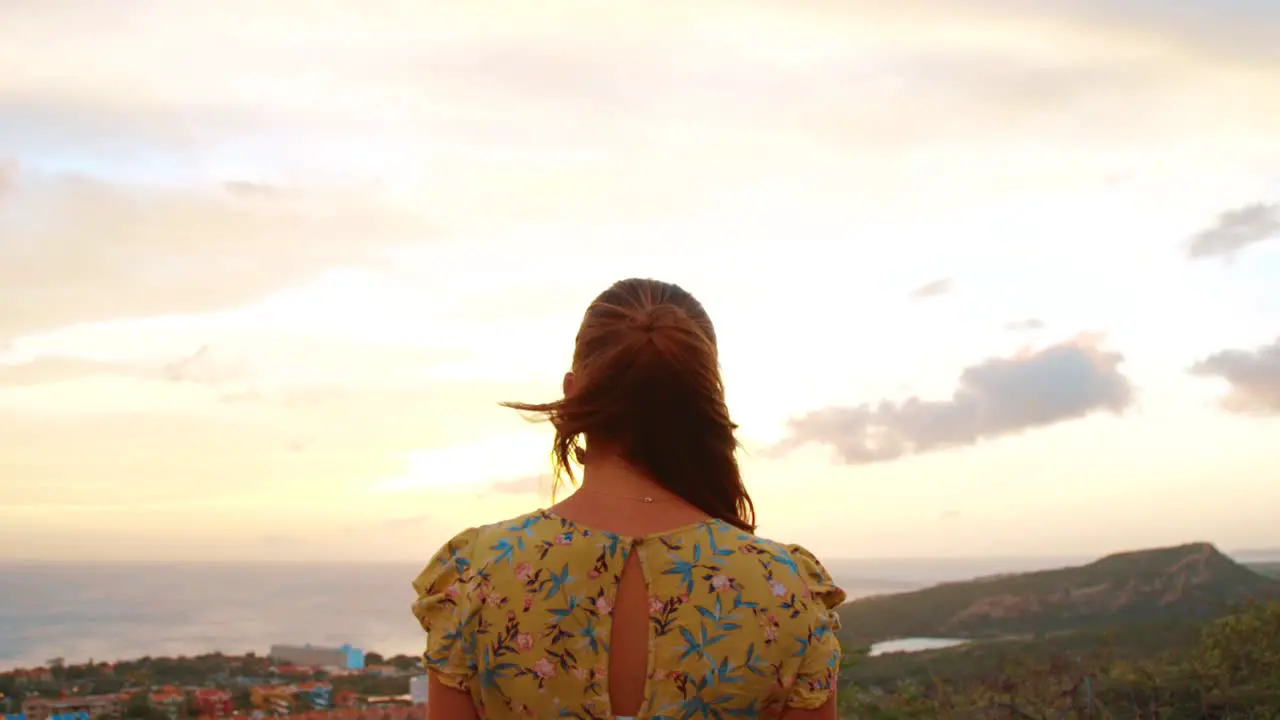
[
  {"xmin": 411, "ymin": 527, "xmax": 481, "ymax": 690},
  {"xmin": 785, "ymin": 543, "xmax": 847, "ymax": 710}
]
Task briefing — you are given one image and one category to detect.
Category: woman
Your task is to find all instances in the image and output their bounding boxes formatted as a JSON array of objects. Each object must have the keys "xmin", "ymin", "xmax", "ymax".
[{"xmin": 412, "ymin": 278, "xmax": 846, "ymax": 720}]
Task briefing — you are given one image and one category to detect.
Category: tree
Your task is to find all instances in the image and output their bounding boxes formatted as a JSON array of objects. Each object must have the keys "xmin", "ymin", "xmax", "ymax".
[{"xmin": 1191, "ymin": 601, "xmax": 1280, "ymax": 715}]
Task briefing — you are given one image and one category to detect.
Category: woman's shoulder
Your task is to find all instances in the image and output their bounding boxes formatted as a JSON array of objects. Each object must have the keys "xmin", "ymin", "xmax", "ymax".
[
  {"xmin": 684, "ymin": 523, "xmax": 847, "ymax": 610},
  {"xmin": 411, "ymin": 511, "xmax": 558, "ymax": 603},
  {"xmin": 416, "ymin": 510, "xmax": 566, "ymax": 570}
]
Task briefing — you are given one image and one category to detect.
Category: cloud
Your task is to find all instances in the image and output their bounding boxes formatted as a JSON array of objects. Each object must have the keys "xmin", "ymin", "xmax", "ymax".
[
  {"xmin": 222, "ymin": 181, "xmax": 281, "ymax": 198},
  {"xmin": 1005, "ymin": 318, "xmax": 1046, "ymax": 332},
  {"xmin": 263, "ymin": 514, "xmax": 432, "ymax": 548},
  {"xmin": 1188, "ymin": 202, "xmax": 1280, "ymax": 259},
  {"xmin": 377, "ymin": 514, "xmax": 433, "ymax": 530},
  {"xmin": 910, "ymin": 278, "xmax": 953, "ymax": 300},
  {"xmin": 0, "ymin": 356, "xmax": 147, "ymax": 388},
  {"xmin": 0, "ymin": 344, "xmax": 253, "ymax": 391},
  {"xmin": 487, "ymin": 474, "xmax": 551, "ymax": 496},
  {"xmin": 0, "ymin": 172, "xmax": 432, "ymax": 344},
  {"xmin": 162, "ymin": 345, "xmax": 252, "ymax": 387},
  {"xmin": 0, "ymin": 3, "xmax": 1275, "ymax": 353},
  {"xmin": 0, "ymin": 157, "xmax": 16, "ymax": 198},
  {"xmin": 769, "ymin": 335, "xmax": 1134, "ymax": 465},
  {"xmin": 4, "ymin": 3, "xmax": 1277, "ymax": 188},
  {"xmin": 1189, "ymin": 337, "xmax": 1280, "ymax": 414}
]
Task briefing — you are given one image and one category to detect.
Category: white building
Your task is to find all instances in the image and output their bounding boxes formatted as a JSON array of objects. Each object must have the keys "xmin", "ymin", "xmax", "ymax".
[{"xmin": 409, "ymin": 675, "xmax": 429, "ymax": 706}]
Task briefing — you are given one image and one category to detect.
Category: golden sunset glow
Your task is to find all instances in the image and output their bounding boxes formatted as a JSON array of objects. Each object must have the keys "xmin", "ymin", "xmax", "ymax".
[{"xmin": 3, "ymin": 0, "xmax": 1279, "ymax": 562}]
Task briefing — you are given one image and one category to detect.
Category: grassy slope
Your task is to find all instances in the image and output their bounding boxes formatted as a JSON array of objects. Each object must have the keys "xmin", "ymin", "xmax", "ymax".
[
  {"xmin": 844, "ymin": 615, "xmax": 1208, "ymax": 686},
  {"xmin": 1248, "ymin": 561, "xmax": 1280, "ymax": 579},
  {"xmin": 837, "ymin": 542, "xmax": 1280, "ymax": 646}
]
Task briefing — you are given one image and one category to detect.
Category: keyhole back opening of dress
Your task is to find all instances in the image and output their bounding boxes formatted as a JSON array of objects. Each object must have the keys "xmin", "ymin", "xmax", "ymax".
[{"xmin": 607, "ymin": 547, "xmax": 650, "ymax": 718}]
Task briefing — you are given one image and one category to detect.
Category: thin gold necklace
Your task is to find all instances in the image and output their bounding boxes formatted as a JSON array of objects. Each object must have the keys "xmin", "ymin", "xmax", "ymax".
[{"xmin": 571, "ymin": 487, "xmax": 680, "ymax": 504}]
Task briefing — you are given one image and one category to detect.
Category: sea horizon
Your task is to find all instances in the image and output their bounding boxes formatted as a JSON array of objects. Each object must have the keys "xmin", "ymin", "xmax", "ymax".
[{"xmin": 3, "ymin": 550, "xmax": 1277, "ymax": 672}]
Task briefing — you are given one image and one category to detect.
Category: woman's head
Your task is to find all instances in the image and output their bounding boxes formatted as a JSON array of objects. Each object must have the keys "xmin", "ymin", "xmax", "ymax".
[{"xmin": 504, "ymin": 278, "xmax": 755, "ymax": 532}]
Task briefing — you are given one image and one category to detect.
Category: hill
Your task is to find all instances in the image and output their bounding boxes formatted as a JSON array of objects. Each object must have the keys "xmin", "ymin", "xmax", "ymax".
[
  {"xmin": 837, "ymin": 542, "xmax": 1280, "ymax": 645},
  {"xmin": 1248, "ymin": 561, "xmax": 1280, "ymax": 579}
]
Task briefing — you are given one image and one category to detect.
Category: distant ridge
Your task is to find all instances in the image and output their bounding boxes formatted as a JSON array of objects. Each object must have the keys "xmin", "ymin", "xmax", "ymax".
[{"xmin": 837, "ymin": 542, "xmax": 1280, "ymax": 645}]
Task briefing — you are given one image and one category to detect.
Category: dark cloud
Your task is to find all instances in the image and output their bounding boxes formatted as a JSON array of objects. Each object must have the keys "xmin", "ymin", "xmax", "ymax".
[
  {"xmin": 488, "ymin": 474, "xmax": 550, "ymax": 495},
  {"xmin": 1004, "ymin": 318, "xmax": 1046, "ymax": 332},
  {"xmin": 769, "ymin": 335, "xmax": 1134, "ymax": 465},
  {"xmin": 1188, "ymin": 202, "xmax": 1280, "ymax": 259},
  {"xmin": 910, "ymin": 278, "xmax": 953, "ymax": 300},
  {"xmin": 1189, "ymin": 337, "xmax": 1280, "ymax": 414}
]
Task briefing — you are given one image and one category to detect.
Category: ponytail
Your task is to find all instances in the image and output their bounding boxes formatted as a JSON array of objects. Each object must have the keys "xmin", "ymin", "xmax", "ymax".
[{"xmin": 503, "ymin": 279, "xmax": 756, "ymax": 532}]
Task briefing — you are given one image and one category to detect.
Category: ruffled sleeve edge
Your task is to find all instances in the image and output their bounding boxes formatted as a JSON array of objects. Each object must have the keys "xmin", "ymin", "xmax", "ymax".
[
  {"xmin": 786, "ymin": 543, "xmax": 847, "ymax": 615},
  {"xmin": 410, "ymin": 527, "xmax": 481, "ymax": 688},
  {"xmin": 784, "ymin": 543, "xmax": 846, "ymax": 710}
]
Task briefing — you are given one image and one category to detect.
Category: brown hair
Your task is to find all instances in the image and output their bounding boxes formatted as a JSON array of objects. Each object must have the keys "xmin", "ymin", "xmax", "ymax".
[{"xmin": 503, "ymin": 278, "xmax": 756, "ymax": 532}]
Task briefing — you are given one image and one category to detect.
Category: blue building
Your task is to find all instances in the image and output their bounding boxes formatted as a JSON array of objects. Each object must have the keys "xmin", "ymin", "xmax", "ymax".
[
  {"xmin": 339, "ymin": 644, "xmax": 364, "ymax": 671},
  {"xmin": 270, "ymin": 643, "xmax": 364, "ymax": 670}
]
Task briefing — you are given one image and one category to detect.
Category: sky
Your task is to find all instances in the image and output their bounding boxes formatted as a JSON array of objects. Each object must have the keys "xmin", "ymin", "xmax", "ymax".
[{"xmin": 2, "ymin": 0, "xmax": 1279, "ymax": 563}]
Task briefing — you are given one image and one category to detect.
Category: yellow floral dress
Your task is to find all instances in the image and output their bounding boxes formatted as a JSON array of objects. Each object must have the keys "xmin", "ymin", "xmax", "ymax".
[{"xmin": 411, "ymin": 510, "xmax": 846, "ymax": 720}]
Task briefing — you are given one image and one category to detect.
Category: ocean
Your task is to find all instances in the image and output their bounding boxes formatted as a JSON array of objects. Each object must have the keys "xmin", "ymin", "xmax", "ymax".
[{"xmin": 0, "ymin": 555, "xmax": 1090, "ymax": 670}]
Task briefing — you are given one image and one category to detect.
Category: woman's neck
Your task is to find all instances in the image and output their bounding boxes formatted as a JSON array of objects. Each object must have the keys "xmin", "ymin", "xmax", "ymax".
[
  {"xmin": 550, "ymin": 449, "xmax": 710, "ymax": 535},
  {"xmin": 578, "ymin": 450, "xmax": 677, "ymax": 500}
]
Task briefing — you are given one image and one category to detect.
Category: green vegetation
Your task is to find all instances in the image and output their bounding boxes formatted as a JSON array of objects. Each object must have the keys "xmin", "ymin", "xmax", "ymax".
[
  {"xmin": 0, "ymin": 653, "xmax": 276, "ymax": 708},
  {"xmin": 1247, "ymin": 561, "xmax": 1280, "ymax": 580},
  {"xmin": 5, "ymin": 544, "xmax": 1276, "ymax": 719},
  {"xmin": 837, "ymin": 542, "xmax": 1280, "ymax": 646},
  {"xmin": 837, "ymin": 600, "xmax": 1280, "ymax": 718},
  {"xmin": 835, "ymin": 544, "xmax": 1280, "ymax": 718},
  {"xmin": 0, "ymin": 652, "xmax": 417, "ymax": 709}
]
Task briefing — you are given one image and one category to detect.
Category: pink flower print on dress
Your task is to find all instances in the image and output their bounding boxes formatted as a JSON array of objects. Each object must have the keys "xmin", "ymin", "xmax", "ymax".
[
  {"xmin": 523, "ymin": 593, "xmax": 535, "ymax": 611},
  {"xmin": 514, "ymin": 562, "xmax": 534, "ymax": 581},
  {"xmin": 648, "ymin": 595, "xmax": 665, "ymax": 615},
  {"xmin": 769, "ymin": 580, "xmax": 787, "ymax": 597},
  {"xmin": 710, "ymin": 574, "xmax": 731, "ymax": 592},
  {"xmin": 532, "ymin": 657, "xmax": 556, "ymax": 679},
  {"xmin": 515, "ymin": 633, "xmax": 535, "ymax": 652},
  {"xmin": 595, "ymin": 595, "xmax": 613, "ymax": 616}
]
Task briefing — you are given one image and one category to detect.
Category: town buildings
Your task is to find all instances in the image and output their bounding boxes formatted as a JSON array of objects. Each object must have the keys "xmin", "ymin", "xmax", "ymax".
[
  {"xmin": 250, "ymin": 681, "xmax": 334, "ymax": 714},
  {"xmin": 17, "ymin": 695, "xmax": 120, "ymax": 720},
  {"xmin": 407, "ymin": 677, "xmax": 427, "ymax": 707},
  {"xmin": 189, "ymin": 690, "xmax": 231, "ymax": 718},
  {"xmin": 266, "ymin": 645, "xmax": 363, "ymax": 671},
  {"xmin": 147, "ymin": 686, "xmax": 185, "ymax": 718},
  {"xmin": 250, "ymin": 685, "xmax": 294, "ymax": 715}
]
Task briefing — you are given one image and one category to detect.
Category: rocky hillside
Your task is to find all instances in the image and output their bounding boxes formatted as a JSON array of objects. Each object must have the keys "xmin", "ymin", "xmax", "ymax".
[{"xmin": 837, "ymin": 542, "xmax": 1280, "ymax": 645}]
